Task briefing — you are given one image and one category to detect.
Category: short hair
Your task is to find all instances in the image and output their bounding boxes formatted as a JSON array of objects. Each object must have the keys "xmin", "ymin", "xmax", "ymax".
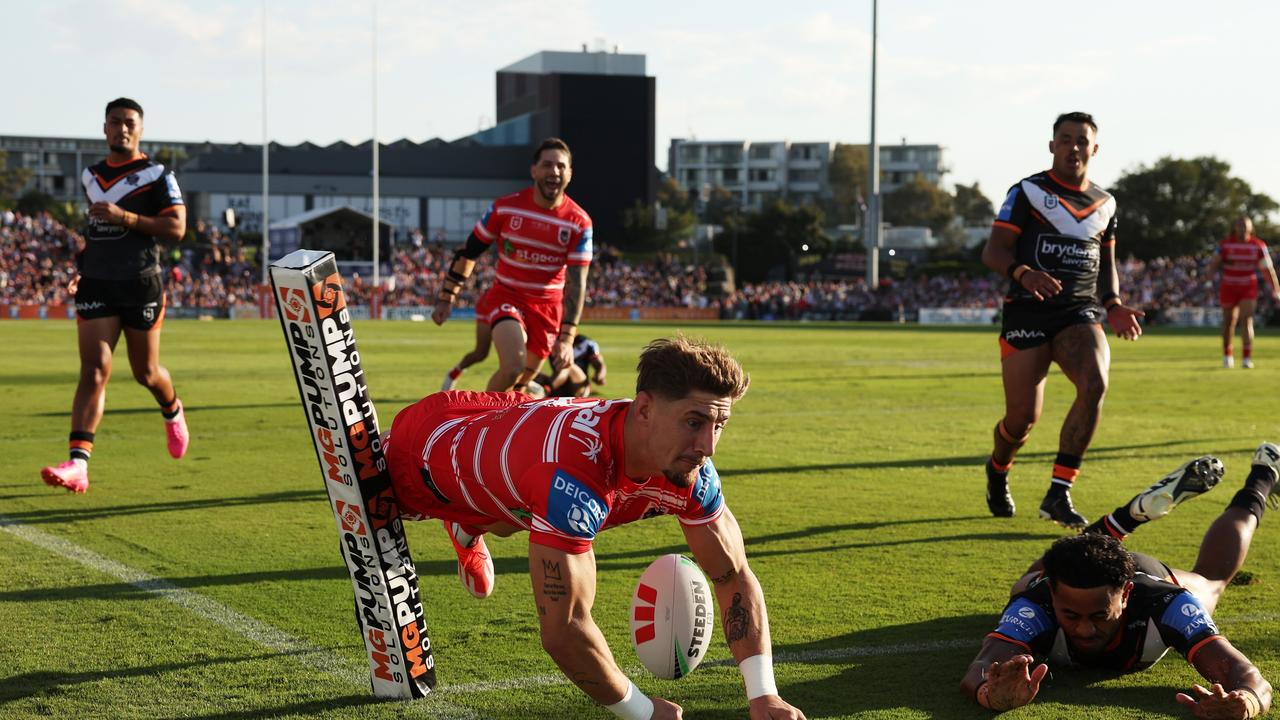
[
  {"xmin": 106, "ymin": 97, "xmax": 144, "ymax": 118},
  {"xmin": 532, "ymin": 137, "xmax": 572, "ymax": 165},
  {"xmin": 635, "ymin": 335, "xmax": 750, "ymax": 402},
  {"xmin": 1053, "ymin": 111, "xmax": 1097, "ymax": 134},
  {"xmin": 1042, "ymin": 533, "xmax": 1134, "ymax": 590}
]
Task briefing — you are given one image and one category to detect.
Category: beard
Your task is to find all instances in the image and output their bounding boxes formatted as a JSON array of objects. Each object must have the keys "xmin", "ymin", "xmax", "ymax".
[
  {"xmin": 537, "ymin": 182, "xmax": 562, "ymax": 203},
  {"xmin": 109, "ymin": 143, "xmax": 130, "ymax": 154},
  {"xmin": 662, "ymin": 457, "xmax": 703, "ymax": 488}
]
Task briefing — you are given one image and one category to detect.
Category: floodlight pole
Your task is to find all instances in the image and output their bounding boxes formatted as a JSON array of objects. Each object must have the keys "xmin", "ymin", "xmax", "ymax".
[
  {"xmin": 866, "ymin": 0, "xmax": 880, "ymax": 288},
  {"xmin": 371, "ymin": 0, "xmax": 381, "ymax": 291},
  {"xmin": 260, "ymin": 0, "xmax": 270, "ymax": 285}
]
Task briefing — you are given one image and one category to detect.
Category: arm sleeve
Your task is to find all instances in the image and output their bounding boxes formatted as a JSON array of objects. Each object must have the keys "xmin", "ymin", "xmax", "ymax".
[
  {"xmin": 567, "ymin": 222, "xmax": 593, "ymax": 267},
  {"xmin": 677, "ymin": 459, "xmax": 725, "ymax": 526},
  {"xmin": 988, "ymin": 593, "xmax": 1055, "ymax": 653},
  {"xmin": 1101, "ymin": 212, "xmax": 1117, "ymax": 247},
  {"xmin": 525, "ymin": 464, "xmax": 611, "ymax": 554},
  {"xmin": 992, "ymin": 183, "xmax": 1028, "ymax": 235},
  {"xmin": 152, "ymin": 171, "xmax": 184, "ymax": 212},
  {"xmin": 1157, "ymin": 590, "xmax": 1222, "ymax": 660},
  {"xmin": 472, "ymin": 201, "xmax": 501, "ymax": 243},
  {"xmin": 454, "ymin": 232, "xmax": 490, "ymax": 260}
]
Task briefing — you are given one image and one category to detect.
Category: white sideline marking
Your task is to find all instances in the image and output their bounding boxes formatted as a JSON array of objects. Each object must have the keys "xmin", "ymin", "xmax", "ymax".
[
  {"xmin": 6, "ymin": 516, "xmax": 1278, "ymax": 707},
  {"xmin": 0, "ymin": 515, "xmax": 479, "ymax": 720}
]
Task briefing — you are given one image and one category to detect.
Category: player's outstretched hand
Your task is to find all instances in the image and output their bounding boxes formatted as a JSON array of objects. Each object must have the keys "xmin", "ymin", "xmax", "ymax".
[
  {"xmin": 749, "ymin": 694, "xmax": 806, "ymax": 719},
  {"xmin": 1107, "ymin": 303, "xmax": 1144, "ymax": 341},
  {"xmin": 1175, "ymin": 683, "xmax": 1260, "ymax": 719},
  {"xmin": 982, "ymin": 654, "xmax": 1048, "ymax": 711},
  {"xmin": 431, "ymin": 300, "xmax": 452, "ymax": 326},
  {"xmin": 650, "ymin": 696, "xmax": 684, "ymax": 719},
  {"xmin": 1020, "ymin": 269, "xmax": 1063, "ymax": 301}
]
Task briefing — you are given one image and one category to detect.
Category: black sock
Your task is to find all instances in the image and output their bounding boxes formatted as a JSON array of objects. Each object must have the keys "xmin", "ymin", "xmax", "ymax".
[
  {"xmin": 1084, "ymin": 506, "xmax": 1140, "ymax": 539},
  {"xmin": 160, "ymin": 396, "xmax": 181, "ymax": 420},
  {"xmin": 1228, "ymin": 465, "xmax": 1279, "ymax": 522},
  {"xmin": 69, "ymin": 430, "xmax": 95, "ymax": 463},
  {"xmin": 986, "ymin": 458, "xmax": 1010, "ymax": 489}
]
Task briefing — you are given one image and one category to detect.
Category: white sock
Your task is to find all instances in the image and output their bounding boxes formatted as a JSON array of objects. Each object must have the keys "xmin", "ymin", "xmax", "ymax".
[
  {"xmin": 165, "ymin": 402, "xmax": 184, "ymax": 424},
  {"xmin": 448, "ymin": 522, "xmax": 477, "ymax": 548}
]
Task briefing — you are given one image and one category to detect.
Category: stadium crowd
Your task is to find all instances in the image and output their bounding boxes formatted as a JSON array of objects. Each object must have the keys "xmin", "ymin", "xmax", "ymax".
[{"xmin": 1, "ymin": 210, "xmax": 1272, "ymax": 323}]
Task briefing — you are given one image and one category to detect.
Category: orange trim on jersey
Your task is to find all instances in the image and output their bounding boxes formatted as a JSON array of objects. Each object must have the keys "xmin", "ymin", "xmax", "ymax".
[
  {"xmin": 153, "ymin": 297, "xmax": 167, "ymax": 331},
  {"xmin": 122, "ymin": 186, "xmax": 152, "ymax": 201},
  {"xmin": 157, "ymin": 205, "xmax": 183, "ymax": 217},
  {"xmin": 1185, "ymin": 635, "xmax": 1224, "ymax": 665},
  {"xmin": 1047, "ymin": 170, "xmax": 1090, "ymax": 192},
  {"xmin": 992, "ymin": 220, "xmax": 1021, "ymax": 235},
  {"xmin": 104, "ymin": 153, "xmax": 147, "ymax": 168},
  {"xmin": 91, "ymin": 168, "xmax": 142, "ymax": 191},
  {"xmin": 1052, "ymin": 465, "xmax": 1080, "ymax": 483},
  {"xmin": 986, "ymin": 632, "xmax": 1032, "ymax": 653},
  {"xmin": 1056, "ymin": 195, "xmax": 1109, "ymax": 221},
  {"xmin": 999, "ymin": 336, "xmax": 1018, "ymax": 360}
]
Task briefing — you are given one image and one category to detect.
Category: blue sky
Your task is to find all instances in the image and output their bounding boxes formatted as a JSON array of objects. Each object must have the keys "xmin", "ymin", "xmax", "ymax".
[{"xmin": 9, "ymin": 1, "xmax": 1279, "ymax": 210}]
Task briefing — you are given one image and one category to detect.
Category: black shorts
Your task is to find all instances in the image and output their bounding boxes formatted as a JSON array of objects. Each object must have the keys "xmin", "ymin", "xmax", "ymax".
[
  {"xmin": 1130, "ymin": 551, "xmax": 1175, "ymax": 583},
  {"xmin": 75, "ymin": 275, "xmax": 166, "ymax": 331},
  {"xmin": 1000, "ymin": 300, "xmax": 1103, "ymax": 354}
]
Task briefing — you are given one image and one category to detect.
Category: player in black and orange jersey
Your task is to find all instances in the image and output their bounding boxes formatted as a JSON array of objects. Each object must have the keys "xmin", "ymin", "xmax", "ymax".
[
  {"xmin": 961, "ymin": 444, "xmax": 1277, "ymax": 717},
  {"xmin": 981, "ymin": 112, "xmax": 1144, "ymax": 529},
  {"xmin": 40, "ymin": 98, "xmax": 189, "ymax": 494}
]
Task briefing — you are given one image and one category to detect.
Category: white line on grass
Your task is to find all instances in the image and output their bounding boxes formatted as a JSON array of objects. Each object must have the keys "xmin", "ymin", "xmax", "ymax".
[
  {"xmin": 0, "ymin": 515, "xmax": 479, "ymax": 720},
  {"xmin": 6, "ymin": 515, "xmax": 1277, "ymax": 709}
]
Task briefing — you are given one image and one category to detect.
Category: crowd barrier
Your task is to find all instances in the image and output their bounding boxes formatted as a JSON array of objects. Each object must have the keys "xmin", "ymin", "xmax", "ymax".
[
  {"xmin": 2, "ymin": 303, "xmax": 1241, "ymax": 328},
  {"xmin": 917, "ymin": 307, "xmax": 999, "ymax": 325}
]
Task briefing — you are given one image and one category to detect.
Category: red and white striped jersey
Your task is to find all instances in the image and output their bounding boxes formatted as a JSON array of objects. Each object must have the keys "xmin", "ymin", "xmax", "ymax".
[
  {"xmin": 385, "ymin": 391, "xmax": 724, "ymax": 554},
  {"xmin": 472, "ymin": 187, "xmax": 593, "ymax": 300},
  {"xmin": 1218, "ymin": 234, "xmax": 1270, "ymax": 289}
]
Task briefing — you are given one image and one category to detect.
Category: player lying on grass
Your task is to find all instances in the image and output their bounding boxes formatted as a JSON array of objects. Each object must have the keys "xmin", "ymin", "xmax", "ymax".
[
  {"xmin": 532, "ymin": 333, "xmax": 608, "ymax": 398},
  {"xmin": 384, "ymin": 336, "xmax": 805, "ymax": 720},
  {"xmin": 962, "ymin": 445, "xmax": 1278, "ymax": 717}
]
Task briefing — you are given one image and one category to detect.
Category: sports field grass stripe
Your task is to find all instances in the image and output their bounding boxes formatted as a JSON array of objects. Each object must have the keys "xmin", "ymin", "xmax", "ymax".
[
  {"xmin": 0, "ymin": 514, "xmax": 481, "ymax": 720},
  {"xmin": 4, "ymin": 512, "xmax": 1276, "ymax": 710}
]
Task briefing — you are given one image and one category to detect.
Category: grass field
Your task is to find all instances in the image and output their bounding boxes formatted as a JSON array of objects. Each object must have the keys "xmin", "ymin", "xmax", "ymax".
[{"xmin": 2, "ymin": 318, "xmax": 1278, "ymax": 719}]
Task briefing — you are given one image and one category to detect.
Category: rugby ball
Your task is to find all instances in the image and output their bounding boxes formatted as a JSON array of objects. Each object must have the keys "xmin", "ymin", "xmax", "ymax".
[{"xmin": 629, "ymin": 554, "xmax": 714, "ymax": 679}]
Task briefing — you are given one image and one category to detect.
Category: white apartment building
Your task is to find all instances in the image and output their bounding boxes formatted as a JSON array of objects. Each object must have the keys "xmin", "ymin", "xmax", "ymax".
[{"xmin": 668, "ymin": 138, "xmax": 945, "ymax": 211}]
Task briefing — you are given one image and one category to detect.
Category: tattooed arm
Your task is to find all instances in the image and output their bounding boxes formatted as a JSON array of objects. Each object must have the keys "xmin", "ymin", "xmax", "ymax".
[
  {"xmin": 527, "ymin": 542, "xmax": 683, "ymax": 718},
  {"xmin": 683, "ymin": 507, "xmax": 806, "ymax": 719}
]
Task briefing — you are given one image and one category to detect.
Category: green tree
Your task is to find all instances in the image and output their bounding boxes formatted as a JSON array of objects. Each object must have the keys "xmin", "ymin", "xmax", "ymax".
[
  {"xmin": 16, "ymin": 189, "xmax": 80, "ymax": 227},
  {"xmin": 0, "ymin": 150, "xmax": 34, "ymax": 208},
  {"xmin": 702, "ymin": 185, "xmax": 742, "ymax": 228},
  {"xmin": 953, "ymin": 182, "xmax": 995, "ymax": 226},
  {"xmin": 1112, "ymin": 156, "xmax": 1278, "ymax": 259},
  {"xmin": 825, "ymin": 143, "xmax": 869, "ymax": 225},
  {"xmin": 619, "ymin": 177, "xmax": 695, "ymax": 252},
  {"xmin": 882, "ymin": 175, "xmax": 955, "ymax": 234},
  {"xmin": 713, "ymin": 199, "xmax": 829, "ymax": 282},
  {"xmin": 154, "ymin": 146, "xmax": 188, "ymax": 172}
]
